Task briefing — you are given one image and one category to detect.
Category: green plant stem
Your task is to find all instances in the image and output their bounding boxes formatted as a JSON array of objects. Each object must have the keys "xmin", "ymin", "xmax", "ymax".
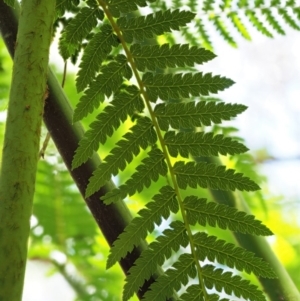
[
  {"xmin": 0, "ymin": 2, "xmax": 167, "ymax": 299},
  {"xmin": 197, "ymin": 156, "xmax": 300, "ymax": 301},
  {"xmin": 0, "ymin": 1, "xmax": 56, "ymax": 300}
]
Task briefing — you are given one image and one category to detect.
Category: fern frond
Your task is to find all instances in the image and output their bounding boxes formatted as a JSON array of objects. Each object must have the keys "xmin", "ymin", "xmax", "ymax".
[
  {"xmin": 179, "ymin": 285, "xmax": 225, "ymax": 301},
  {"xmin": 118, "ymin": 9, "xmax": 196, "ymax": 43},
  {"xmin": 85, "ymin": 117, "xmax": 157, "ymax": 197},
  {"xmin": 124, "ymin": 221, "xmax": 188, "ymax": 301},
  {"xmin": 154, "ymin": 101, "xmax": 246, "ymax": 131},
  {"xmin": 56, "ymin": 0, "xmax": 79, "ymax": 16},
  {"xmin": 143, "ymin": 253, "xmax": 197, "ymax": 301},
  {"xmin": 174, "ymin": 161, "xmax": 260, "ymax": 191},
  {"xmin": 73, "ymin": 55, "xmax": 132, "ymax": 121},
  {"xmin": 203, "ymin": 0, "xmax": 215, "ymax": 11},
  {"xmin": 143, "ymin": 72, "xmax": 234, "ymax": 102},
  {"xmin": 195, "ymin": 19, "xmax": 213, "ymax": 50},
  {"xmin": 262, "ymin": 8, "xmax": 285, "ymax": 35},
  {"xmin": 106, "ymin": 185, "xmax": 178, "ymax": 269},
  {"xmin": 212, "ymin": 17, "xmax": 237, "ymax": 47},
  {"xmin": 63, "ymin": 6, "xmax": 104, "ymax": 47},
  {"xmin": 102, "ymin": 148, "xmax": 168, "ymax": 204},
  {"xmin": 69, "ymin": 2, "xmax": 277, "ymax": 300},
  {"xmin": 202, "ymin": 265, "xmax": 267, "ymax": 301},
  {"xmin": 108, "ymin": 0, "xmax": 157, "ymax": 17},
  {"xmin": 164, "ymin": 131, "xmax": 248, "ymax": 158},
  {"xmin": 76, "ymin": 24, "xmax": 120, "ymax": 92},
  {"xmin": 184, "ymin": 197, "xmax": 272, "ymax": 235},
  {"xmin": 194, "ymin": 232, "xmax": 277, "ymax": 277},
  {"xmin": 131, "ymin": 43, "xmax": 216, "ymax": 71},
  {"xmin": 245, "ymin": 10, "xmax": 273, "ymax": 37},
  {"xmin": 278, "ymin": 8, "xmax": 300, "ymax": 31},
  {"xmin": 228, "ymin": 12, "xmax": 252, "ymax": 40},
  {"xmin": 72, "ymin": 86, "xmax": 144, "ymax": 169}
]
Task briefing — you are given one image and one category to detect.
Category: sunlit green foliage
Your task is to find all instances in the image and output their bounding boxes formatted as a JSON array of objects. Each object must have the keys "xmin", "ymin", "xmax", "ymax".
[{"xmin": 55, "ymin": 1, "xmax": 278, "ymax": 300}]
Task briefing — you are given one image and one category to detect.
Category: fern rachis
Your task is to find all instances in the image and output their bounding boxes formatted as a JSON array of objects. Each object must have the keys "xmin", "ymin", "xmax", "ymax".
[{"xmin": 57, "ymin": 1, "xmax": 278, "ymax": 300}]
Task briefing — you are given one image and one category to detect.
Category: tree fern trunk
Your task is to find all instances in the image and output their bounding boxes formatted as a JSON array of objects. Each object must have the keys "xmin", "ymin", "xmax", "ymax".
[{"xmin": 0, "ymin": 1, "xmax": 55, "ymax": 300}]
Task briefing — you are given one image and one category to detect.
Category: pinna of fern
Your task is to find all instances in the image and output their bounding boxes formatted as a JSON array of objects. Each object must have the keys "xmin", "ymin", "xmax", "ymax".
[
  {"xmin": 150, "ymin": 0, "xmax": 300, "ymax": 49},
  {"xmin": 58, "ymin": 1, "xmax": 277, "ymax": 300}
]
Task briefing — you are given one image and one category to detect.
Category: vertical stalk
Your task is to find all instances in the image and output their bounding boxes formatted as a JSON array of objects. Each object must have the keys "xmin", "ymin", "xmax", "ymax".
[{"xmin": 0, "ymin": 1, "xmax": 56, "ymax": 300}]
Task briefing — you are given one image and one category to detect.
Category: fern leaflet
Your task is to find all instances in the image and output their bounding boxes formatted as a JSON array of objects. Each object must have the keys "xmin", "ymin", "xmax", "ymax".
[
  {"xmin": 154, "ymin": 101, "xmax": 246, "ymax": 131},
  {"xmin": 202, "ymin": 265, "xmax": 266, "ymax": 301},
  {"xmin": 118, "ymin": 9, "xmax": 195, "ymax": 43},
  {"xmin": 107, "ymin": 0, "xmax": 156, "ymax": 17},
  {"xmin": 164, "ymin": 131, "xmax": 249, "ymax": 158},
  {"xmin": 124, "ymin": 221, "xmax": 188, "ymax": 300},
  {"xmin": 194, "ymin": 232, "xmax": 277, "ymax": 278},
  {"xmin": 142, "ymin": 253, "xmax": 196, "ymax": 301},
  {"xmin": 143, "ymin": 72, "xmax": 234, "ymax": 102},
  {"xmin": 76, "ymin": 24, "xmax": 120, "ymax": 92},
  {"xmin": 131, "ymin": 43, "xmax": 216, "ymax": 71},
  {"xmin": 174, "ymin": 161, "xmax": 260, "ymax": 191},
  {"xmin": 102, "ymin": 148, "xmax": 168, "ymax": 204},
  {"xmin": 86, "ymin": 117, "xmax": 157, "ymax": 197},
  {"xmin": 73, "ymin": 54, "xmax": 132, "ymax": 122},
  {"xmin": 106, "ymin": 185, "xmax": 178, "ymax": 269},
  {"xmin": 63, "ymin": 6, "xmax": 104, "ymax": 47},
  {"xmin": 184, "ymin": 196, "xmax": 272, "ymax": 235},
  {"xmin": 72, "ymin": 86, "xmax": 144, "ymax": 168}
]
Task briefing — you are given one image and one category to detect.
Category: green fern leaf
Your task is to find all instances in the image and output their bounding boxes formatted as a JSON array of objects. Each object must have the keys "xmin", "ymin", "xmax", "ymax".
[
  {"xmin": 108, "ymin": 0, "xmax": 157, "ymax": 17},
  {"xmin": 72, "ymin": 86, "xmax": 144, "ymax": 169},
  {"xmin": 3, "ymin": 0, "xmax": 15, "ymax": 8},
  {"xmin": 228, "ymin": 12, "xmax": 252, "ymax": 40},
  {"xmin": 278, "ymin": 8, "xmax": 300, "ymax": 31},
  {"xmin": 212, "ymin": 17, "xmax": 237, "ymax": 47},
  {"xmin": 238, "ymin": 0, "xmax": 249, "ymax": 8},
  {"xmin": 73, "ymin": 55, "xmax": 132, "ymax": 122},
  {"xmin": 131, "ymin": 43, "xmax": 216, "ymax": 71},
  {"xmin": 63, "ymin": 7, "xmax": 104, "ymax": 46},
  {"xmin": 203, "ymin": 0, "xmax": 215, "ymax": 11},
  {"xmin": 154, "ymin": 101, "xmax": 246, "ymax": 131},
  {"xmin": 76, "ymin": 24, "xmax": 120, "ymax": 92},
  {"xmin": 180, "ymin": 285, "xmax": 225, "ymax": 301},
  {"xmin": 174, "ymin": 161, "xmax": 260, "ymax": 191},
  {"xmin": 123, "ymin": 221, "xmax": 188, "ymax": 301},
  {"xmin": 180, "ymin": 284, "xmax": 204, "ymax": 301},
  {"xmin": 184, "ymin": 197, "xmax": 272, "ymax": 235},
  {"xmin": 86, "ymin": 117, "xmax": 157, "ymax": 197},
  {"xmin": 294, "ymin": 7, "xmax": 300, "ymax": 19},
  {"xmin": 56, "ymin": 0, "xmax": 79, "ymax": 16},
  {"xmin": 102, "ymin": 148, "xmax": 168, "ymax": 204},
  {"xmin": 221, "ymin": 0, "xmax": 233, "ymax": 10},
  {"xmin": 164, "ymin": 131, "xmax": 248, "ymax": 158},
  {"xmin": 194, "ymin": 232, "xmax": 277, "ymax": 277},
  {"xmin": 203, "ymin": 265, "xmax": 267, "ymax": 301},
  {"xmin": 246, "ymin": 10, "xmax": 273, "ymax": 37},
  {"xmin": 262, "ymin": 9, "xmax": 285, "ymax": 35},
  {"xmin": 58, "ymin": 35, "xmax": 78, "ymax": 60},
  {"xmin": 106, "ymin": 186, "xmax": 178, "ymax": 269},
  {"xmin": 143, "ymin": 253, "xmax": 196, "ymax": 301},
  {"xmin": 143, "ymin": 72, "xmax": 234, "ymax": 102},
  {"xmin": 118, "ymin": 9, "xmax": 196, "ymax": 43},
  {"xmin": 195, "ymin": 19, "xmax": 213, "ymax": 50}
]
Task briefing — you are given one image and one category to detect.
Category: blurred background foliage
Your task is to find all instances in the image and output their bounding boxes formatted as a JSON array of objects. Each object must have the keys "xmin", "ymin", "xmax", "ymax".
[{"xmin": 0, "ymin": 4, "xmax": 300, "ymax": 298}]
